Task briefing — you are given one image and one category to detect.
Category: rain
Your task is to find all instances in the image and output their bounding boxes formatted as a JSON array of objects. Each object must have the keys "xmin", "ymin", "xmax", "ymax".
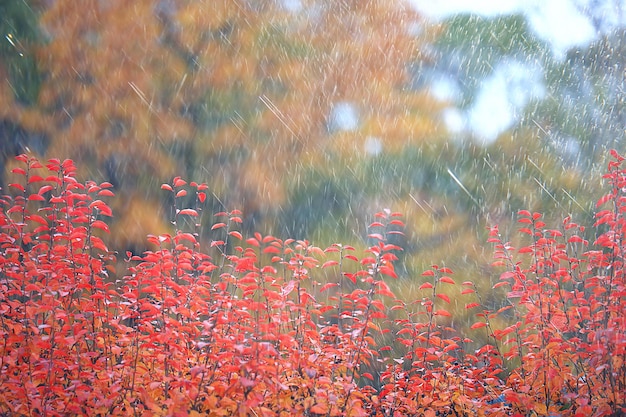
[{"xmin": 0, "ymin": 0, "xmax": 625, "ymax": 414}]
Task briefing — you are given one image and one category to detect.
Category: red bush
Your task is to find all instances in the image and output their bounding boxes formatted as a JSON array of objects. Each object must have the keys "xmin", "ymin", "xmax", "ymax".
[{"xmin": 0, "ymin": 152, "xmax": 624, "ymax": 416}]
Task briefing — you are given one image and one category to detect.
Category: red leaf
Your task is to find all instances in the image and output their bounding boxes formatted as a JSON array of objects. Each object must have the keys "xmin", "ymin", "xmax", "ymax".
[
  {"xmin": 176, "ymin": 189, "xmax": 187, "ymax": 198},
  {"xmin": 9, "ymin": 183, "xmax": 25, "ymax": 192},
  {"xmin": 379, "ymin": 266, "xmax": 398, "ymax": 279},
  {"xmin": 568, "ymin": 235, "xmax": 586, "ymax": 244},
  {"xmin": 177, "ymin": 232, "xmax": 196, "ymax": 244},
  {"xmin": 98, "ymin": 189, "xmax": 115, "ymax": 197},
  {"xmin": 436, "ymin": 293, "xmax": 450, "ymax": 304},
  {"xmin": 471, "ymin": 322, "xmax": 488, "ymax": 329},
  {"xmin": 443, "ymin": 343, "xmax": 460, "ymax": 352},
  {"xmin": 90, "ymin": 236, "xmax": 108, "ymax": 252},
  {"xmin": 439, "ymin": 276, "xmax": 455, "ymax": 284},
  {"xmin": 38, "ymin": 185, "xmax": 54, "ymax": 195},
  {"xmin": 89, "ymin": 200, "xmax": 113, "ymax": 216},
  {"xmin": 419, "ymin": 282, "xmax": 433, "ymax": 290},
  {"xmin": 320, "ymin": 282, "xmax": 338, "ymax": 292},
  {"xmin": 198, "ymin": 192, "xmax": 207, "ymax": 203},
  {"xmin": 161, "ymin": 184, "xmax": 173, "ymax": 192},
  {"xmin": 173, "ymin": 177, "xmax": 187, "ymax": 187},
  {"xmin": 91, "ymin": 220, "xmax": 110, "ymax": 233},
  {"xmin": 27, "ymin": 175, "xmax": 44, "ymax": 184},
  {"xmin": 211, "ymin": 222, "xmax": 227, "ymax": 230},
  {"xmin": 178, "ymin": 208, "xmax": 198, "ymax": 216},
  {"xmin": 27, "ymin": 194, "xmax": 45, "ymax": 201},
  {"xmin": 261, "ymin": 265, "xmax": 277, "ymax": 274},
  {"xmin": 229, "ymin": 231, "xmax": 243, "ymax": 240},
  {"xmin": 435, "ymin": 309, "xmax": 451, "ymax": 317},
  {"xmin": 262, "ymin": 246, "xmax": 280, "ymax": 254},
  {"xmin": 28, "ymin": 214, "xmax": 48, "ymax": 225},
  {"xmin": 610, "ymin": 148, "xmax": 624, "ymax": 160},
  {"xmin": 465, "ymin": 302, "xmax": 480, "ymax": 309},
  {"xmin": 422, "ymin": 270, "xmax": 435, "ymax": 277}
]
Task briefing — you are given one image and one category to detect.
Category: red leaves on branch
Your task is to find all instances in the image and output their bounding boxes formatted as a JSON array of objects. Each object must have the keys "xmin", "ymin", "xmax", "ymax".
[{"xmin": 1, "ymin": 153, "xmax": 624, "ymax": 416}]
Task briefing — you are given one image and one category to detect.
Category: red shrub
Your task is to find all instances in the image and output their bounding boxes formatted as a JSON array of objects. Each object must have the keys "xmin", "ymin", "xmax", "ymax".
[{"xmin": 0, "ymin": 152, "xmax": 624, "ymax": 416}]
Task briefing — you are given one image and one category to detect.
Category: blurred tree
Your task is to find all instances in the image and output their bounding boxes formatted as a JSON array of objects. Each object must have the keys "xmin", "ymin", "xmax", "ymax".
[{"xmin": 0, "ymin": 0, "xmax": 444, "ymax": 251}]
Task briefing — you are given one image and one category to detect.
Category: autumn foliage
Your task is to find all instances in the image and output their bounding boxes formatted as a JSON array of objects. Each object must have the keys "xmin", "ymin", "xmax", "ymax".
[
  {"xmin": 0, "ymin": 0, "xmax": 441, "ymax": 249},
  {"xmin": 1, "ymin": 152, "xmax": 624, "ymax": 416}
]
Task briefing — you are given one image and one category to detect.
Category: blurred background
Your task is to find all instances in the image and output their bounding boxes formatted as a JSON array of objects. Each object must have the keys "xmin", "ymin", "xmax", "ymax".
[{"xmin": 1, "ymin": 0, "xmax": 625, "ymax": 327}]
